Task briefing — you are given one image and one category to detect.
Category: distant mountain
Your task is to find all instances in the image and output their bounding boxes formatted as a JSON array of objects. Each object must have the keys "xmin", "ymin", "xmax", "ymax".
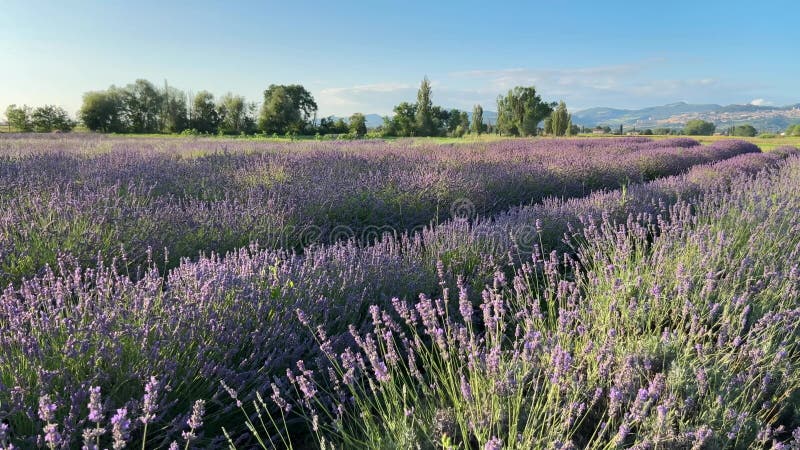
[{"xmin": 572, "ymin": 102, "xmax": 800, "ymax": 132}]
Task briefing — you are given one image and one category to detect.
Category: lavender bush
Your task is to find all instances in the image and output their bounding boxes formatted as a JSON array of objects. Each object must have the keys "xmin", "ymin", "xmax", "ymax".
[
  {"xmin": 0, "ymin": 135, "xmax": 758, "ymax": 284},
  {"xmin": 259, "ymin": 156, "xmax": 800, "ymax": 449},
  {"xmin": 0, "ymin": 141, "xmax": 792, "ymax": 448}
]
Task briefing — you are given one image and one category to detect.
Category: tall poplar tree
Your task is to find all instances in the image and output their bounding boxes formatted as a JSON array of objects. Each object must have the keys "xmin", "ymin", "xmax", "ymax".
[
  {"xmin": 415, "ymin": 77, "xmax": 434, "ymax": 136},
  {"xmin": 472, "ymin": 104, "xmax": 484, "ymax": 135}
]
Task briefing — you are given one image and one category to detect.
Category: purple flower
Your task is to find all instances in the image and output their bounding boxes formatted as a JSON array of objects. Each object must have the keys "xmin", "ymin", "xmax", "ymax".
[
  {"xmin": 111, "ymin": 407, "xmax": 131, "ymax": 450},
  {"xmin": 608, "ymin": 387, "xmax": 624, "ymax": 417},
  {"xmin": 460, "ymin": 374, "xmax": 473, "ymax": 401},
  {"xmin": 484, "ymin": 436, "xmax": 503, "ymax": 450},
  {"xmin": 373, "ymin": 360, "xmax": 390, "ymax": 383},
  {"xmin": 38, "ymin": 395, "xmax": 57, "ymax": 422},
  {"xmin": 270, "ymin": 383, "xmax": 290, "ymax": 412},
  {"xmin": 182, "ymin": 400, "xmax": 205, "ymax": 442},
  {"xmin": 140, "ymin": 376, "xmax": 161, "ymax": 425},
  {"xmin": 221, "ymin": 380, "xmax": 243, "ymax": 408},
  {"xmin": 43, "ymin": 423, "xmax": 61, "ymax": 448},
  {"xmin": 613, "ymin": 423, "xmax": 631, "ymax": 445},
  {"xmin": 87, "ymin": 386, "xmax": 103, "ymax": 423},
  {"xmin": 692, "ymin": 425, "xmax": 713, "ymax": 450}
]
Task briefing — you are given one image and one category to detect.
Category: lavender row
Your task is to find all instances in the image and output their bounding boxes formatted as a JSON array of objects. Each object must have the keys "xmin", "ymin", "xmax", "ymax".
[
  {"xmin": 0, "ymin": 135, "xmax": 757, "ymax": 284},
  {"xmin": 0, "ymin": 148, "xmax": 792, "ymax": 448},
  {"xmin": 273, "ymin": 154, "xmax": 800, "ymax": 449}
]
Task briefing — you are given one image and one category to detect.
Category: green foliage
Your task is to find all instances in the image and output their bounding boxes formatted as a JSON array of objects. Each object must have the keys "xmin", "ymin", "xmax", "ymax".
[
  {"xmin": 786, "ymin": 124, "xmax": 800, "ymax": 136},
  {"xmin": 471, "ymin": 104, "xmax": 484, "ymax": 135},
  {"xmin": 190, "ymin": 91, "xmax": 219, "ymax": 134},
  {"xmin": 258, "ymin": 84, "xmax": 318, "ymax": 134},
  {"xmin": 549, "ymin": 101, "xmax": 570, "ymax": 136},
  {"xmin": 122, "ymin": 79, "xmax": 163, "ymax": 133},
  {"xmin": 391, "ymin": 102, "xmax": 417, "ymax": 137},
  {"xmin": 4, "ymin": 104, "xmax": 32, "ymax": 132},
  {"xmin": 30, "ymin": 105, "xmax": 76, "ymax": 132},
  {"xmin": 496, "ymin": 86, "xmax": 554, "ymax": 136},
  {"xmin": 317, "ymin": 116, "xmax": 350, "ymax": 135},
  {"xmin": 653, "ymin": 127, "xmax": 679, "ymax": 135},
  {"xmin": 217, "ymin": 93, "xmax": 256, "ymax": 135},
  {"xmin": 684, "ymin": 119, "xmax": 716, "ymax": 136},
  {"xmin": 81, "ymin": 81, "xmax": 191, "ymax": 134},
  {"xmin": 642, "ymin": 128, "xmax": 653, "ymax": 135},
  {"xmin": 161, "ymin": 82, "xmax": 189, "ymax": 133},
  {"xmin": 349, "ymin": 113, "xmax": 368, "ymax": 137},
  {"xmin": 732, "ymin": 124, "xmax": 757, "ymax": 137},
  {"xmin": 415, "ymin": 77, "xmax": 435, "ymax": 136}
]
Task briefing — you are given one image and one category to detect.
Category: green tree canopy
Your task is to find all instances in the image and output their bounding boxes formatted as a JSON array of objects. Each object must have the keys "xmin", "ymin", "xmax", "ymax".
[
  {"xmin": 258, "ymin": 84, "xmax": 317, "ymax": 134},
  {"xmin": 160, "ymin": 83, "xmax": 189, "ymax": 133},
  {"xmin": 218, "ymin": 93, "xmax": 255, "ymax": 135},
  {"xmin": 190, "ymin": 91, "xmax": 219, "ymax": 134},
  {"xmin": 122, "ymin": 79, "xmax": 163, "ymax": 133},
  {"xmin": 683, "ymin": 119, "xmax": 716, "ymax": 136},
  {"xmin": 550, "ymin": 101, "xmax": 570, "ymax": 136},
  {"xmin": 415, "ymin": 77, "xmax": 434, "ymax": 136},
  {"xmin": 472, "ymin": 104, "xmax": 484, "ymax": 135},
  {"xmin": 391, "ymin": 102, "xmax": 417, "ymax": 137},
  {"xmin": 4, "ymin": 104, "xmax": 32, "ymax": 132},
  {"xmin": 80, "ymin": 90, "xmax": 126, "ymax": 133},
  {"xmin": 733, "ymin": 124, "xmax": 757, "ymax": 137},
  {"xmin": 30, "ymin": 105, "xmax": 76, "ymax": 132},
  {"xmin": 496, "ymin": 86, "xmax": 554, "ymax": 136},
  {"xmin": 349, "ymin": 113, "xmax": 367, "ymax": 137}
]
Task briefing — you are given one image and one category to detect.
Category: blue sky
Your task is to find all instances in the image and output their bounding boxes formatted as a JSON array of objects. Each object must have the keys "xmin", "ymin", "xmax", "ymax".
[{"xmin": 2, "ymin": 0, "xmax": 799, "ymax": 117}]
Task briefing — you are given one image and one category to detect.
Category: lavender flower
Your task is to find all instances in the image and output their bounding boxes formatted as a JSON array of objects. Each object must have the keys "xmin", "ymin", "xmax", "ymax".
[
  {"xmin": 87, "ymin": 386, "xmax": 103, "ymax": 423},
  {"xmin": 460, "ymin": 374, "xmax": 473, "ymax": 401},
  {"xmin": 110, "ymin": 407, "xmax": 131, "ymax": 450},
  {"xmin": 140, "ymin": 376, "xmax": 160, "ymax": 425},
  {"xmin": 181, "ymin": 400, "xmax": 205, "ymax": 442},
  {"xmin": 38, "ymin": 395, "xmax": 57, "ymax": 422},
  {"xmin": 43, "ymin": 424, "xmax": 61, "ymax": 448},
  {"xmin": 484, "ymin": 436, "xmax": 503, "ymax": 450}
]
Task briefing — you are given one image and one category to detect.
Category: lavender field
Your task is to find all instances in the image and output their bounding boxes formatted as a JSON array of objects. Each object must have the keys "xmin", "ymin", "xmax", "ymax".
[{"xmin": 1, "ymin": 135, "xmax": 799, "ymax": 449}]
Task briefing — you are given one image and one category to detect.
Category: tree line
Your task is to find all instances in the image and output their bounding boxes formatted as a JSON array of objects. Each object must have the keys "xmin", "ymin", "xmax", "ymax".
[
  {"xmin": 5, "ymin": 77, "xmax": 581, "ymax": 138},
  {"xmin": 4, "ymin": 104, "xmax": 76, "ymax": 132}
]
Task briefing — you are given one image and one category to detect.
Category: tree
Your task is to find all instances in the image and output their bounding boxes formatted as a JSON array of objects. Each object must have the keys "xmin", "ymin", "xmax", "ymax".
[
  {"xmin": 642, "ymin": 129, "xmax": 654, "ymax": 135},
  {"xmin": 317, "ymin": 116, "xmax": 350, "ymax": 135},
  {"xmin": 684, "ymin": 119, "xmax": 715, "ymax": 136},
  {"xmin": 566, "ymin": 117, "xmax": 575, "ymax": 136},
  {"xmin": 161, "ymin": 82, "xmax": 189, "ymax": 133},
  {"xmin": 80, "ymin": 90, "xmax": 126, "ymax": 132},
  {"xmin": 472, "ymin": 104, "xmax": 484, "ymax": 135},
  {"xmin": 5, "ymin": 104, "xmax": 32, "ymax": 132},
  {"xmin": 218, "ymin": 93, "xmax": 254, "ymax": 135},
  {"xmin": 415, "ymin": 77, "xmax": 434, "ymax": 136},
  {"xmin": 349, "ymin": 113, "xmax": 367, "ymax": 137},
  {"xmin": 122, "ymin": 79, "xmax": 163, "ymax": 133},
  {"xmin": 391, "ymin": 102, "xmax": 417, "ymax": 137},
  {"xmin": 190, "ymin": 91, "xmax": 219, "ymax": 134},
  {"xmin": 733, "ymin": 124, "xmax": 757, "ymax": 137},
  {"xmin": 30, "ymin": 105, "xmax": 76, "ymax": 132},
  {"xmin": 496, "ymin": 86, "xmax": 554, "ymax": 136},
  {"xmin": 258, "ymin": 84, "xmax": 317, "ymax": 134},
  {"xmin": 550, "ymin": 101, "xmax": 570, "ymax": 136}
]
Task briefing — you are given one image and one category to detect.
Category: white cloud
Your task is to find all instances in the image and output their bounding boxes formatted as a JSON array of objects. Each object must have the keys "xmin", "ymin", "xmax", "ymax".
[
  {"xmin": 750, "ymin": 98, "xmax": 770, "ymax": 106},
  {"xmin": 313, "ymin": 59, "xmax": 774, "ymax": 116},
  {"xmin": 316, "ymin": 83, "xmax": 416, "ymax": 116}
]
